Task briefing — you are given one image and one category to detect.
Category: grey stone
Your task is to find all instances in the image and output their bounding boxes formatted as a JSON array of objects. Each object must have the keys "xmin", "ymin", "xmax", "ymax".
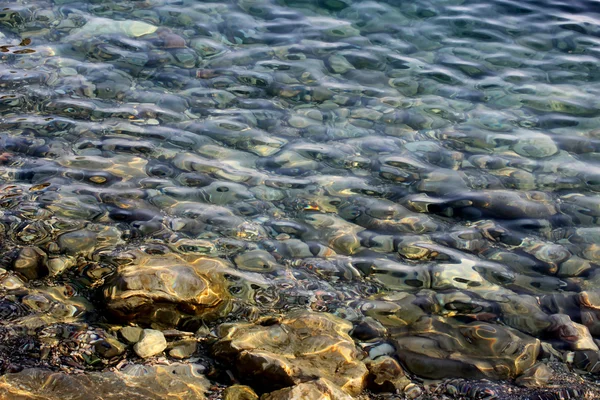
[{"xmin": 120, "ymin": 326, "xmax": 143, "ymax": 344}]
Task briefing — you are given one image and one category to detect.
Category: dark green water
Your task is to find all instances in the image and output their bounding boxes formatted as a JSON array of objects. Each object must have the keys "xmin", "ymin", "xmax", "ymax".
[{"xmin": 2, "ymin": 0, "xmax": 600, "ymax": 398}]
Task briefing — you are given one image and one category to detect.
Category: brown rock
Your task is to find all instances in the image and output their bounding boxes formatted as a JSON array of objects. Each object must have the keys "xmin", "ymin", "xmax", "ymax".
[
  {"xmin": 392, "ymin": 316, "xmax": 540, "ymax": 380},
  {"xmin": 157, "ymin": 28, "xmax": 186, "ymax": 49},
  {"xmin": 365, "ymin": 356, "xmax": 408, "ymax": 393},
  {"xmin": 14, "ymin": 246, "xmax": 47, "ymax": 280},
  {"xmin": 579, "ymin": 290, "xmax": 600, "ymax": 336},
  {"xmin": 352, "ymin": 317, "xmax": 387, "ymax": 341},
  {"xmin": 95, "ymin": 336, "xmax": 126, "ymax": 358},
  {"xmin": 0, "ymin": 364, "xmax": 208, "ymax": 399},
  {"xmin": 516, "ymin": 363, "xmax": 553, "ymax": 387},
  {"xmin": 224, "ymin": 385, "xmax": 259, "ymax": 400},
  {"xmin": 548, "ymin": 314, "xmax": 599, "ymax": 351},
  {"xmin": 260, "ymin": 379, "xmax": 352, "ymax": 400},
  {"xmin": 212, "ymin": 310, "xmax": 368, "ymax": 396},
  {"xmin": 103, "ymin": 250, "xmax": 231, "ymax": 327}
]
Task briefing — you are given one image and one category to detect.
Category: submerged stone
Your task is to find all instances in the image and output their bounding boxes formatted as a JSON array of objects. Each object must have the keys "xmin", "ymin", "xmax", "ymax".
[
  {"xmin": 13, "ymin": 246, "xmax": 47, "ymax": 280},
  {"xmin": 120, "ymin": 326, "xmax": 143, "ymax": 344},
  {"xmin": 134, "ymin": 329, "xmax": 167, "ymax": 358},
  {"xmin": 391, "ymin": 316, "xmax": 540, "ymax": 380},
  {"xmin": 261, "ymin": 379, "xmax": 353, "ymax": 400},
  {"xmin": 1, "ymin": 0, "xmax": 600, "ymax": 394},
  {"xmin": 365, "ymin": 356, "xmax": 409, "ymax": 393},
  {"xmin": 0, "ymin": 365, "xmax": 208, "ymax": 400},
  {"xmin": 212, "ymin": 310, "xmax": 368, "ymax": 396},
  {"xmin": 95, "ymin": 336, "xmax": 126, "ymax": 358},
  {"xmin": 102, "ymin": 251, "xmax": 231, "ymax": 327},
  {"xmin": 515, "ymin": 363, "xmax": 553, "ymax": 387},
  {"xmin": 70, "ymin": 17, "xmax": 158, "ymax": 39},
  {"xmin": 169, "ymin": 340, "xmax": 197, "ymax": 359},
  {"xmin": 223, "ymin": 385, "xmax": 258, "ymax": 400}
]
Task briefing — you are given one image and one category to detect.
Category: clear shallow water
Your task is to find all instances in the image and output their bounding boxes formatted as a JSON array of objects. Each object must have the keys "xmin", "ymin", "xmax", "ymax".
[{"xmin": 2, "ymin": 0, "xmax": 600, "ymax": 396}]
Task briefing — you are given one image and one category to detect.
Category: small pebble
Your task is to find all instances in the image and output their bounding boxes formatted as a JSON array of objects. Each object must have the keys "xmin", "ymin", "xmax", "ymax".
[
  {"xmin": 95, "ymin": 337, "xmax": 126, "ymax": 359},
  {"xmin": 133, "ymin": 329, "xmax": 167, "ymax": 358},
  {"xmin": 169, "ymin": 340, "xmax": 197, "ymax": 359},
  {"xmin": 368, "ymin": 342, "xmax": 395, "ymax": 359},
  {"xmin": 404, "ymin": 383, "xmax": 422, "ymax": 399},
  {"xmin": 120, "ymin": 326, "xmax": 143, "ymax": 344}
]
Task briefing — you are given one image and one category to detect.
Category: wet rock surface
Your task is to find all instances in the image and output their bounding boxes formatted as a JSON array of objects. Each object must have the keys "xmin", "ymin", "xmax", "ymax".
[
  {"xmin": 365, "ymin": 356, "xmax": 409, "ymax": 394},
  {"xmin": 0, "ymin": 364, "xmax": 209, "ymax": 400},
  {"xmin": 212, "ymin": 310, "xmax": 368, "ymax": 396},
  {"xmin": 102, "ymin": 250, "xmax": 232, "ymax": 328},
  {"xmin": 391, "ymin": 316, "xmax": 541, "ymax": 380},
  {"xmin": 133, "ymin": 329, "xmax": 167, "ymax": 359},
  {"xmin": 223, "ymin": 385, "xmax": 259, "ymax": 400},
  {"xmin": 261, "ymin": 379, "xmax": 354, "ymax": 400},
  {"xmin": 169, "ymin": 340, "xmax": 197, "ymax": 359}
]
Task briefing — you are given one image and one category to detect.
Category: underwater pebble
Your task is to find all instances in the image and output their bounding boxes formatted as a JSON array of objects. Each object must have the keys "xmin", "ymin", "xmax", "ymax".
[
  {"xmin": 133, "ymin": 329, "xmax": 167, "ymax": 358},
  {"xmin": 120, "ymin": 326, "xmax": 143, "ymax": 344},
  {"xmin": 169, "ymin": 340, "xmax": 197, "ymax": 359}
]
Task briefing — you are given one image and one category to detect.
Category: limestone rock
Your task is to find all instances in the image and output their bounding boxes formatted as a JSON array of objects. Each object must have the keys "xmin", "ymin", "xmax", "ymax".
[
  {"xmin": 212, "ymin": 310, "xmax": 368, "ymax": 396},
  {"xmin": 261, "ymin": 379, "xmax": 352, "ymax": 400},
  {"xmin": 365, "ymin": 356, "xmax": 408, "ymax": 393},
  {"xmin": 103, "ymin": 250, "xmax": 231, "ymax": 327},
  {"xmin": 134, "ymin": 329, "xmax": 167, "ymax": 358},
  {"xmin": 224, "ymin": 385, "xmax": 259, "ymax": 400}
]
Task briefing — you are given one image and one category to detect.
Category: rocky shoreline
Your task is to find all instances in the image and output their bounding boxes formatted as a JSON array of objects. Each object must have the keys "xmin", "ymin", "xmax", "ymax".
[
  {"xmin": 1, "ymin": 282, "xmax": 600, "ymax": 400},
  {"xmin": 2, "ymin": 332, "xmax": 600, "ymax": 400}
]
